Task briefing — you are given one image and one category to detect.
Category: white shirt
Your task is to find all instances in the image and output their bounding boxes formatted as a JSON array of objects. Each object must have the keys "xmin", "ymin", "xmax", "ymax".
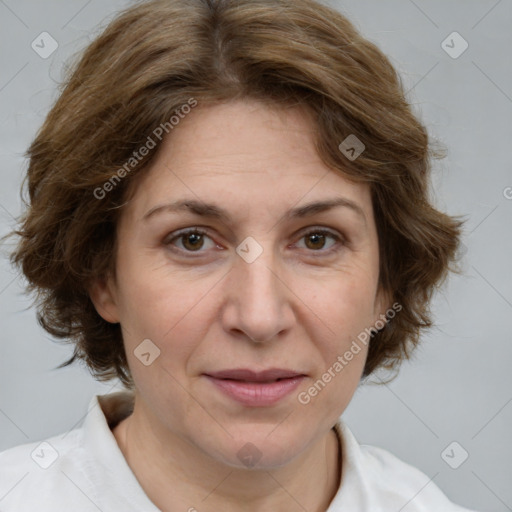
[{"xmin": 0, "ymin": 392, "xmax": 477, "ymax": 511}]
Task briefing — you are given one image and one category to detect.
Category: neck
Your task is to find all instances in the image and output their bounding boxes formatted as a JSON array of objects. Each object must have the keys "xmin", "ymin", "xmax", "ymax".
[{"xmin": 112, "ymin": 396, "xmax": 341, "ymax": 512}]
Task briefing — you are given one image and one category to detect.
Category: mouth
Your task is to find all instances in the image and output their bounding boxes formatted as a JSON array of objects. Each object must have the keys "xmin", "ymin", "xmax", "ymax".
[
  {"xmin": 203, "ymin": 368, "xmax": 306, "ymax": 406},
  {"xmin": 205, "ymin": 368, "xmax": 305, "ymax": 382}
]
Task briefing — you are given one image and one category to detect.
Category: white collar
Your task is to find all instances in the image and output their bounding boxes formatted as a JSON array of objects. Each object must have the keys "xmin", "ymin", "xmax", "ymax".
[{"xmin": 82, "ymin": 391, "xmax": 456, "ymax": 511}]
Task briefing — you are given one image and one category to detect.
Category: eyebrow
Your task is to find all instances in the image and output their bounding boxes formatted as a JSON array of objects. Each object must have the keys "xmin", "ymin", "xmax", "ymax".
[{"xmin": 142, "ymin": 197, "xmax": 367, "ymax": 225}]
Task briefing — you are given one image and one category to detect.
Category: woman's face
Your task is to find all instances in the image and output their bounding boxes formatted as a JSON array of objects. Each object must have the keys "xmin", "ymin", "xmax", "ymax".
[{"xmin": 93, "ymin": 99, "xmax": 388, "ymax": 469}]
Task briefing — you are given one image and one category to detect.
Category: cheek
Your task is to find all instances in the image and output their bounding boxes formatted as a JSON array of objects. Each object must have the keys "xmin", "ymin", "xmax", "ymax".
[
  {"xmin": 115, "ymin": 246, "xmax": 203, "ymax": 330},
  {"xmin": 297, "ymin": 338, "xmax": 368, "ymax": 426},
  {"xmin": 306, "ymin": 269, "xmax": 379, "ymax": 340},
  {"xmin": 297, "ymin": 270, "xmax": 376, "ymax": 404},
  {"xmin": 115, "ymin": 258, "xmax": 221, "ymax": 376},
  {"xmin": 339, "ymin": 277, "xmax": 379, "ymax": 327}
]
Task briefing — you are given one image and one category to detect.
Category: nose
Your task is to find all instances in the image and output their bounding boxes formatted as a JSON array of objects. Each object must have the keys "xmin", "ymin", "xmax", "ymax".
[{"xmin": 220, "ymin": 246, "xmax": 295, "ymax": 344}]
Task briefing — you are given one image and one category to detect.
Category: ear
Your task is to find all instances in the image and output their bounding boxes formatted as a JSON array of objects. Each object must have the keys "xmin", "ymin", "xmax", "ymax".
[{"xmin": 88, "ymin": 275, "xmax": 120, "ymax": 324}]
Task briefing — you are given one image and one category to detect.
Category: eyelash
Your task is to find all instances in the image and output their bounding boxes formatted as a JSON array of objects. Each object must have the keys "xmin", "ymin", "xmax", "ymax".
[{"xmin": 163, "ymin": 227, "xmax": 345, "ymax": 257}]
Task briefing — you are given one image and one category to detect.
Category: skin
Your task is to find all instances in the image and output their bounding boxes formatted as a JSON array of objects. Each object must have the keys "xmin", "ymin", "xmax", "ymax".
[{"xmin": 90, "ymin": 99, "xmax": 389, "ymax": 512}]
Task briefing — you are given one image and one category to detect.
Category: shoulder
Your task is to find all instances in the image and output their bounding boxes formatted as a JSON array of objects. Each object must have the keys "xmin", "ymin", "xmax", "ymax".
[
  {"xmin": 333, "ymin": 422, "xmax": 478, "ymax": 511},
  {"xmin": 361, "ymin": 444, "xmax": 470, "ymax": 510},
  {"xmin": 0, "ymin": 429, "xmax": 93, "ymax": 511},
  {"xmin": 0, "ymin": 392, "xmax": 148, "ymax": 512}
]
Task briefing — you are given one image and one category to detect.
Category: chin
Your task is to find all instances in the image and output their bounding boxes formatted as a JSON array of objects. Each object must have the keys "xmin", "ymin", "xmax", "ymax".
[{"xmin": 195, "ymin": 423, "xmax": 310, "ymax": 470}]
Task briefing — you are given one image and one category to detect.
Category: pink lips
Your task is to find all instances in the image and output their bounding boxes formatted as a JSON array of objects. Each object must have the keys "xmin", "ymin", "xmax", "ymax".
[{"xmin": 204, "ymin": 368, "xmax": 306, "ymax": 407}]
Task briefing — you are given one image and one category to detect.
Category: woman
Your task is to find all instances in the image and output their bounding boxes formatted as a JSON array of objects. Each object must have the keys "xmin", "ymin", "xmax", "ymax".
[{"xmin": 0, "ymin": 0, "xmax": 477, "ymax": 510}]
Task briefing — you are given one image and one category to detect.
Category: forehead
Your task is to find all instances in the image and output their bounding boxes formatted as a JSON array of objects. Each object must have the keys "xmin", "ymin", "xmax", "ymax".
[
  {"xmin": 124, "ymin": 100, "xmax": 372, "ymax": 221},
  {"xmin": 158, "ymin": 100, "xmax": 323, "ymax": 174}
]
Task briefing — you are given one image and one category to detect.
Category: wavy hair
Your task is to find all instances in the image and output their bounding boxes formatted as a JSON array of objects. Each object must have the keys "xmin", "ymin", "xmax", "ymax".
[{"xmin": 7, "ymin": 0, "xmax": 462, "ymax": 387}]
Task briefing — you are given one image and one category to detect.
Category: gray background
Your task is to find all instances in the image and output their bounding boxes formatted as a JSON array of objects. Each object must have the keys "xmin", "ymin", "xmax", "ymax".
[{"xmin": 0, "ymin": 1, "xmax": 511, "ymax": 510}]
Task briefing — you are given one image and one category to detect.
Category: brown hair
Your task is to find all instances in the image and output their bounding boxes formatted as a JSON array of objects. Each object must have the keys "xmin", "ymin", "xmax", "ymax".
[{"xmin": 6, "ymin": 0, "xmax": 462, "ymax": 387}]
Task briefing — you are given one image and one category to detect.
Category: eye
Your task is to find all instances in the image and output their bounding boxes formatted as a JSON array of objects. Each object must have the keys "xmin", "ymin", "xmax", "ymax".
[
  {"xmin": 294, "ymin": 228, "xmax": 343, "ymax": 254},
  {"xmin": 164, "ymin": 228, "xmax": 217, "ymax": 253}
]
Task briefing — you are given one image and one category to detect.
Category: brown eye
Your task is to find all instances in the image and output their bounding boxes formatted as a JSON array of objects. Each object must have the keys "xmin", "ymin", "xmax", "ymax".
[
  {"xmin": 181, "ymin": 232, "xmax": 205, "ymax": 251},
  {"xmin": 296, "ymin": 229, "xmax": 342, "ymax": 254},
  {"xmin": 304, "ymin": 232, "xmax": 327, "ymax": 250},
  {"xmin": 165, "ymin": 228, "xmax": 215, "ymax": 253}
]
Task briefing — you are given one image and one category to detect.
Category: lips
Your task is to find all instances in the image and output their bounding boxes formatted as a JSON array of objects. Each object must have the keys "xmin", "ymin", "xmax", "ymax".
[
  {"xmin": 205, "ymin": 368, "xmax": 305, "ymax": 382},
  {"xmin": 204, "ymin": 368, "xmax": 306, "ymax": 406}
]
